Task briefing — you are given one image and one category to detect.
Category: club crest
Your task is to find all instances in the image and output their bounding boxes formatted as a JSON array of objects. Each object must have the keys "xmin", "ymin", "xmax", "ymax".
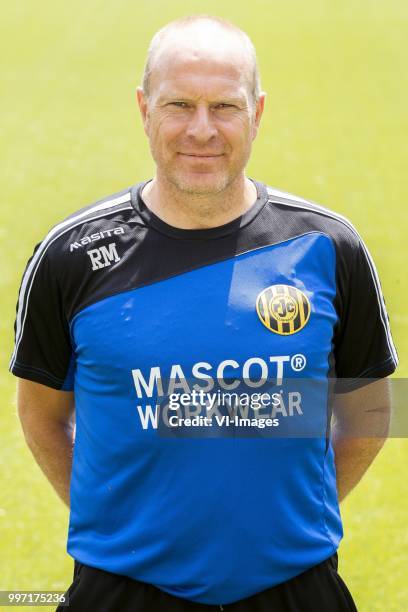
[{"xmin": 256, "ymin": 284, "xmax": 311, "ymax": 335}]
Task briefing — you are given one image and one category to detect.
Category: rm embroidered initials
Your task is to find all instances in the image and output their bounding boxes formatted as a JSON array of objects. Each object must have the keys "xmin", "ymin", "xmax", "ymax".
[{"xmin": 87, "ymin": 242, "xmax": 120, "ymax": 270}]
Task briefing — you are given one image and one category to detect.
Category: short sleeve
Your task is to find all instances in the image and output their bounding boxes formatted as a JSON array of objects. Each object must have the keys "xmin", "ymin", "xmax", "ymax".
[
  {"xmin": 9, "ymin": 242, "xmax": 75, "ymax": 390},
  {"xmin": 333, "ymin": 233, "xmax": 398, "ymax": 392}
]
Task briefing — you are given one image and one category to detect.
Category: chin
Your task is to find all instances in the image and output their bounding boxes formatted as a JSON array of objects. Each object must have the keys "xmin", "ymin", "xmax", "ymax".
[{"xmin": 170, "ymin": 172, "xmax": 231, "ymax": 196}]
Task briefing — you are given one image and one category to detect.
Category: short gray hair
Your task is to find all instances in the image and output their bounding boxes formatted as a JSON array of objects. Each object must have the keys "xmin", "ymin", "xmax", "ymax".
[{"xmin": 141, "ymin": 15, "xmax": 261, "ymax": 105}]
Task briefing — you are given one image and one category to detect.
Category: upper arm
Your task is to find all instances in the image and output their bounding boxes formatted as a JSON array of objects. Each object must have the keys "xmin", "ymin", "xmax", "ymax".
[
  {"xmin": 9, "ymin": 241, "xmax": 74, "ymax": 391},
  {"xmin": 332, "ymin": 377, "xmax": 391, "ymax": 437},
  {"xmin": 333, "ymin": 228, "xmax": 398, "ymax": 391},
  {"xmin": 10, "ymin": 235, "xmax": 77, "ymax": 432},
  {"xmin": 17, "ymin": 378, "xmax": 75, "ymax": 427}
]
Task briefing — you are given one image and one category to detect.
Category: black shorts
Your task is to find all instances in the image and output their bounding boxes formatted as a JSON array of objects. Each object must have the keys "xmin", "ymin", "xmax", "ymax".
[{"xmin": 57, "ymin": 553, "xmax": 357, "ymax": 612}]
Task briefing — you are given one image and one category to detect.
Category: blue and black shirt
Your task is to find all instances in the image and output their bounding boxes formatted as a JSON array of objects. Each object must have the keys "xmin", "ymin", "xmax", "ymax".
[{"xmin": 10, "ymin": 180, "xmax": 398, "ymax": 605}]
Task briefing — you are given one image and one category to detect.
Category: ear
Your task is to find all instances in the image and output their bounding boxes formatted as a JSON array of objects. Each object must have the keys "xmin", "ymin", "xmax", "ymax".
[
  {"xmin": 136, "ymin": 86, "xmax": 150, "ymax": 136},
  {"xmin": 251, "ymin": 92, "xmax": 266, "ymax": 141}
]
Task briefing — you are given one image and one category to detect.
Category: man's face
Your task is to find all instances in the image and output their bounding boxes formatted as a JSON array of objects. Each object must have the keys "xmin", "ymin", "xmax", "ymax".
[{"xmin": 137, "ymin": 40, "xmax": 265, "ymax": 196}]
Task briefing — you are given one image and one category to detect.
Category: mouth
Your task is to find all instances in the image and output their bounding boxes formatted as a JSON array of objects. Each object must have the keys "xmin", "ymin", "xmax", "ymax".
[{"xmin": 178, "ymin": 153, "xmax": 224, "ymax": 159}]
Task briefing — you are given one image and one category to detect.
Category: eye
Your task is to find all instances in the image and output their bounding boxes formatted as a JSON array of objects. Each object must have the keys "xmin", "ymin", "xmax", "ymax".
[
  {"xmin": 169, "ymin": 101, "xmax": 190, "ymax": 109},
  {"xmin": 214, "ymin": 103, "xmax": 235, "ymax": 110}
]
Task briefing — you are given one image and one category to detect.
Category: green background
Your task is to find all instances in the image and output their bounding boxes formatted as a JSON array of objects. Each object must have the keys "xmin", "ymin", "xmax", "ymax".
[{"xmin": 1, "ymin": 1, "xmax": 407, "ymax": 610}]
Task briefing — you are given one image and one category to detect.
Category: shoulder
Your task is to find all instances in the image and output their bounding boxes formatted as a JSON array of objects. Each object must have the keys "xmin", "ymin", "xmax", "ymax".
[
  {"xmin": 264, "ymin": 184, "xmax": 363, "ymax": 254},
  {"xmin": 31, "ymin": 185, "xmax": 136, "ymax": 267},
  {"xmin": 17, "ymin": 186, "xmax": 139, "ymax": 302},
  {"xmin": 47, "ymin": 185, "xmax": 134, "ymax": 250},
  {"xmin": 63, "ymin": 186, "xmax": 133, "ymax": 222}
]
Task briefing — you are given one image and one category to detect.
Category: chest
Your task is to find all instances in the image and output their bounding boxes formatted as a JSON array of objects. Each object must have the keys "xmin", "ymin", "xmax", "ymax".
[{"xmin": 71, "ymin": 233, "xmax": 338, "ymax": 393}]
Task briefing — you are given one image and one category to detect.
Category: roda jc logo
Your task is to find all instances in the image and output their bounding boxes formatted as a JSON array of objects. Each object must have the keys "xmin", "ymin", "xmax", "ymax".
[{"xmin": 256, "ymin": 284, "xmax": 311, "ymax": 335}]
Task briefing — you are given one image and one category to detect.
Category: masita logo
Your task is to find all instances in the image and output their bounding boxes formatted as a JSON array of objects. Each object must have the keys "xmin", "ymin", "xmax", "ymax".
[
  {"xmin": 256, "ymin": 284, "xmax": 311, "ymax": 335},
  {"xmin": 70, "ymin": 226, "xmax": 125, "ymax": 251}
]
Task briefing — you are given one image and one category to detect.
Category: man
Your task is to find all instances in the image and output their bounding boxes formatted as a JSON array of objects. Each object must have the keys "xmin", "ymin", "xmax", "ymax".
[{"xmin": 10, "ymin": 15, "xmax": 397, "ymax": 612}]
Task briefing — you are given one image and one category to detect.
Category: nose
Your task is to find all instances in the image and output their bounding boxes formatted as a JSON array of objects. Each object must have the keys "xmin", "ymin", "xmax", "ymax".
[{"xmin": 185, "ymin": 105, "xmax": 218, "ymax": 142}]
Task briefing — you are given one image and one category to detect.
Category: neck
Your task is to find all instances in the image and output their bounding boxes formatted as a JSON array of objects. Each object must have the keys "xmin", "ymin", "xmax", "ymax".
[{"xmin": 141, "ymin": 174, "xmax": 258, "ymax": 230}]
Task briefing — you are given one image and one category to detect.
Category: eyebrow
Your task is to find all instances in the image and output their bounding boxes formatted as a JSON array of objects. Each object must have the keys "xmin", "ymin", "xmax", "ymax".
[{"xmin": 156, "ymin": 94, "xmax": 247, "ymax": 106}]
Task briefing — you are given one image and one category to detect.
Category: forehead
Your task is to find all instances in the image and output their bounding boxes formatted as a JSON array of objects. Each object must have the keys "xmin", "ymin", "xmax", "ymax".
[
  {"xmin": 153, "ymin": 59, "xmax": 250, "ymax": 103},
  {"xmin": 149, "ymin": 31, "xmax": 252, "ymax": 101}
]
